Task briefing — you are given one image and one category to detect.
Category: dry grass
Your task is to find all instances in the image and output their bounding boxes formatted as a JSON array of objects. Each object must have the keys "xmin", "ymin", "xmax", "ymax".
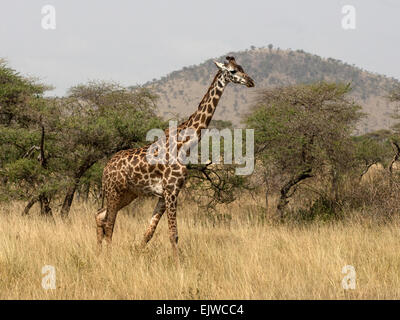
[{"xmin": 1, "ymin": 197, "xmax": 400, "ymax": 300}]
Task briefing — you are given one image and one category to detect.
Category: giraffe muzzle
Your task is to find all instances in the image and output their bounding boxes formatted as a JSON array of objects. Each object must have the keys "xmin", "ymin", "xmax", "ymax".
[{"xmin": 246, "ymin": 77, "xmax": 255, "ymax": 88}]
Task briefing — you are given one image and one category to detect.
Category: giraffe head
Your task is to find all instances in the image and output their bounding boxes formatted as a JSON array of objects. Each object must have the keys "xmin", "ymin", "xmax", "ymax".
[{"xmin": 213, "ymin": 56, "xmax": 255, "ymax": 88}]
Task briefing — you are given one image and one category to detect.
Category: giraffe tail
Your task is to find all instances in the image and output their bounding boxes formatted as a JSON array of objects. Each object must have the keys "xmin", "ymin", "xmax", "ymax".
[
  {"xmin": 95, "ymin": 189, "xmax": 107, "ymax": 222},
  {"xmin": 96, "ymin": 186, "xmax": 105, "ymax": 214},
  {"xmin": 95, "ymin": 207, "xmax": 107, "ymax": 221}
]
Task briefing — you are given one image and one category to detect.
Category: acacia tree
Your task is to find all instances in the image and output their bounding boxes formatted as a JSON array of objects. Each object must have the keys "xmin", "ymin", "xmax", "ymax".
[
  {"xmin": 185, "ymin": 162, "xmax": 250, "ymax": 212},
  {"xmin": 57, "ymin": 81, "xmax": 165, "ymax": 217},
  {"xmin": 0, "ymin": 60, "xmax": 60, "ymax": 217},
  {"xmin": 246, "ymin": 82, "xmax": 364, "ymax": 218},
  {"xmin": 170, "ymin": 119, "xmax": 252, "ymax": 212},
  {"xmin": 0, "ymin": 62, "xmax": 166, "ymax": 218}
]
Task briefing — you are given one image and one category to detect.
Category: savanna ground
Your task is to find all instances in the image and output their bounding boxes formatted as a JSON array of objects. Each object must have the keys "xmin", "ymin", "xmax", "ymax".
[{"xmin": 1, "ymin": 193, "xmax": 400, "ymax": 300}]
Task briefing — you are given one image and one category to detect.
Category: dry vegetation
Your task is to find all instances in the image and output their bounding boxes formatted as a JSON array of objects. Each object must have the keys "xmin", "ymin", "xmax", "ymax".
[
  {"xmin": 1, "ymin": 194, "xmax": 400, "ymax": 300},
  {"xmin": 2, "ymin": 44, "xmax": 400, "ymax": 301}
]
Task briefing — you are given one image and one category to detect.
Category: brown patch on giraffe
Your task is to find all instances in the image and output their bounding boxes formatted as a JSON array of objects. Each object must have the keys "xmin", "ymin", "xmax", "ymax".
[
  {"xmin": 132, "ymin": 157, "xmax": 139, "ymax": 165},
  {"xmin": 171, "ymin": 171, "xmax": 182, "ymax": 177},
  {"xmin": 169, "ymin": 177, "xmax": 177, "ymax": 184},
  {"xmin": 134, "ymin": 171, "xmax": 143, "ymax": 178},
  {"xmin": 171, "ymin": 164, "xmax": 182, "ymax": 171}
]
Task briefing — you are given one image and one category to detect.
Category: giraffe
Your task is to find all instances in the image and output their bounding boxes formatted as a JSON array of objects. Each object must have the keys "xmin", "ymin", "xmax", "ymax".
[{"xmin": 95, "ymin": 56, "xmax": 255, "ymax": 256}]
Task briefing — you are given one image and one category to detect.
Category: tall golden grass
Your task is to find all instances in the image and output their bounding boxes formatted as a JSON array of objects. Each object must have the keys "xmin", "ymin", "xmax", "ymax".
[{"xmin": 1, "ymin": 196, "xmax": 400, "ymax": 299}]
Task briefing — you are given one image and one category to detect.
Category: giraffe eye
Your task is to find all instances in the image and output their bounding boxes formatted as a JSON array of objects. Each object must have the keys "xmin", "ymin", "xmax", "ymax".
[{"xmin": 230, "ymin": 70, "xmax": 237, "ymax": 74}]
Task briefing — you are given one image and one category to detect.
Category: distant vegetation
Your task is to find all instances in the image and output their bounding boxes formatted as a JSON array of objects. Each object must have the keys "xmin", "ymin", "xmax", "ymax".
[
  {"xmin": 246, "ymin": 82, "xmax": 400, "ymax": 221},
  {"xmin": 1, "ymin": 54, "xmax": 400, "ymax": 223},
  {"xmin": 247, "ymin": 82, "xmax": 364, "ymax": 219},
  {"xmin": 146, "ymin": 47, "xmax": 399, "ymax": 132}
]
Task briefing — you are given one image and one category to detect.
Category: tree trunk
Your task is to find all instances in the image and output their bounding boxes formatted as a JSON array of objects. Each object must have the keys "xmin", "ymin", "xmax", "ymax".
[
  {"xmin": 83, "ymin": 183, "xmax": 90, "ymax": 202},
  {"xmin": 39, "ymin": 194, "xmax": 54, "ymax": 221},
  {"xmin": 60, "ymin": 158, "xmax": 97, "ymax": 219},
  {"xmin": 330, "ymin": 168, "xmax": 339, "ymax": 207},
  {"xmin": 277, "ymin": 168, "xmax": 312, "ymax": 220},
  {"xmin": 22, "ymin": 194, "xmax": 53, "ymax": 221},
  {"xmin": 22, "ymin": 197, "xmax": 38, "ymax": 216},
  {"xmin": 60, "ymin": 184, "xmax": 77, "ymax": 219},
  {"xmin": 21, "ymin": 126, "xmax": 54, "ymax": 221},
  {"xmin": 389, "ymin": 141, "xmax": 400, "ymax": 188},
  {"xmin": 263, "ymin": 171, "xmax": 269, "ymax": 211}
]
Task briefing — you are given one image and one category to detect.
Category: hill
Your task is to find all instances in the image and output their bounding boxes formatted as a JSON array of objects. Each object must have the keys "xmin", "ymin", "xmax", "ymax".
[{"xmin": 145, "ymin": 47, "xmax": 400, "ymax": 133}]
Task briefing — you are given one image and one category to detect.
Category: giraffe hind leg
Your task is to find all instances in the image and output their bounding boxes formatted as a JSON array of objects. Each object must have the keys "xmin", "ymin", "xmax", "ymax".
[
  {"xmin": 142, "ymin": 197, "xmax": 166, "ymax": 246},
  {"xmin": 104, "ymin": 204, "xmax": 118, "ymax": 247},
  {"xmin": 95, "ymin": 208, "xmax": 107, "ymax": 248},
  {"xmin": 103, "ymin": 193, "xmax": 137, "ymax": 247}
]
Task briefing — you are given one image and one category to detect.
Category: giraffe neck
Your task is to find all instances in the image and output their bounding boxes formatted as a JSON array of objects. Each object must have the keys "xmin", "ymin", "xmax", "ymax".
[
  {"xmin": 157, "ymin": 71, "xmax": 228, "ymax": 163},
  {"xmin": 182, "ymin": 70, "xmax": 227, "ymax": 136}
]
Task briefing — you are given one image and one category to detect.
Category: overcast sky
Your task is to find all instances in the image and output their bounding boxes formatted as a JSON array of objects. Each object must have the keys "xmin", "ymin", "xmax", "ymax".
[{"xmin": 1, "ymin": 0, "xmax": 399, "ymax": 96}]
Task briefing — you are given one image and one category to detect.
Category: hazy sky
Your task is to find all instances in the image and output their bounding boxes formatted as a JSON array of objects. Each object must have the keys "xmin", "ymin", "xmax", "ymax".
[{"xmin": 1, "ymin": 0, "xmax": 399, "ymax": 96}]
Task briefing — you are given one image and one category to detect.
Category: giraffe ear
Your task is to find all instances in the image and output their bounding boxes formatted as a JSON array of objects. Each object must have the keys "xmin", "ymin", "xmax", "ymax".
[{"xmin": 213, "ymin": 60, "xmax": 227, "ymax": 70}]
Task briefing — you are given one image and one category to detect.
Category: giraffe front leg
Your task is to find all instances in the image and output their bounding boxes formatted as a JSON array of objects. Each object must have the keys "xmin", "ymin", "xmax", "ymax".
[
  {"xmin": 141, "ymin": 197, "xmax": 166, "ymax": 246},
  {"xmin": 164, "ymin": 191, "xmax": 179, "ymax": 259}
]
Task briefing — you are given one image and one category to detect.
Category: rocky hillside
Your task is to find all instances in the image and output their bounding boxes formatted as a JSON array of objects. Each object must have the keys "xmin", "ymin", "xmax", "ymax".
[{"xmin": 145, "ymin": 47, "xmax": 400, "ymax": 133}]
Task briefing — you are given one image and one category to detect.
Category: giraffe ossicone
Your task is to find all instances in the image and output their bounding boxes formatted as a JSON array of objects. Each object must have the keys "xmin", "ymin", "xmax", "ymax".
[{"xmin": 96, "ymin": 56, "xmax": 255, "ymax": 255}]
